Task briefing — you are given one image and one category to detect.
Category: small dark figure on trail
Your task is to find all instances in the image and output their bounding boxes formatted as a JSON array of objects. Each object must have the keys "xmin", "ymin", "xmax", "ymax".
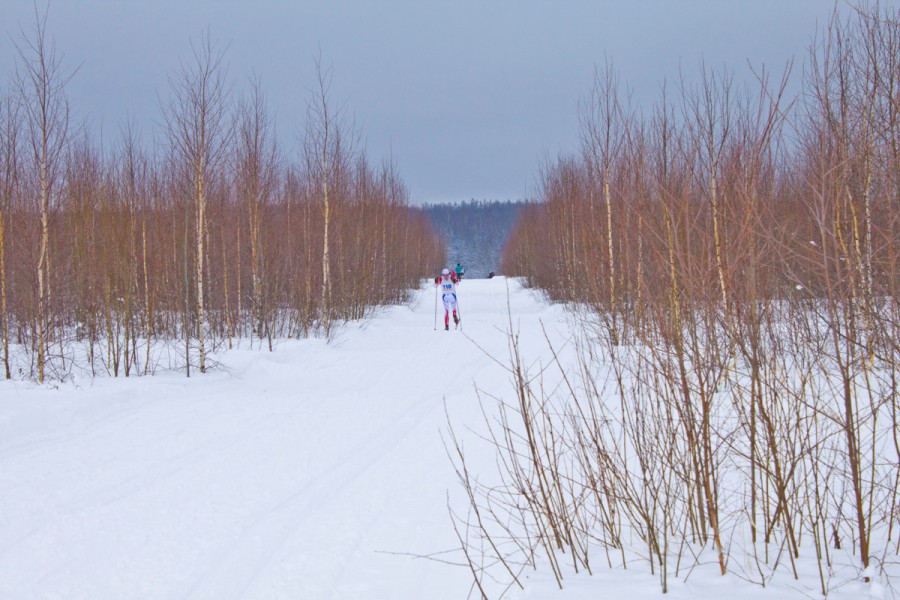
[
  {"xmin": 454, "ymin": 262, "xmax": 465, "ymax": 281},
  {"xmin": 488, "ymin": 271, "xmax": 495, "ymax": 279},
  {"xmin": 435, "ymin": 268, "xmax": 460, "ymax": 331}
]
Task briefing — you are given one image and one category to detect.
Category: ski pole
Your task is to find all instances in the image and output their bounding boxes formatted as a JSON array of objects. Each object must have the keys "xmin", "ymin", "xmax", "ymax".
[{"xmin": 434, "ymin": 282, "xmax": 438, "ymax": 331}]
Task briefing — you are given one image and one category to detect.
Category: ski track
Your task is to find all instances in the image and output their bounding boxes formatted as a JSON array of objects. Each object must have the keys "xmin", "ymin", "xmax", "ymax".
[
  {"xmin": 184, "ymin": 397, "xmax": 438, "ymax": 600},
  {"xmin": 0, "ymin": 277, "xmax": 569, "ymax": 599}
]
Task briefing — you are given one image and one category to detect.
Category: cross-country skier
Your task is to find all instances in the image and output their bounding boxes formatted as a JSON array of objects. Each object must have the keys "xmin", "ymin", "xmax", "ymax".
[
  {"xmin": 454, "ymin": 262, "xmax": 465, "ymax": 281},
  {"xmin": 435, "ymin": 268, "xmax": 460, "ymax": 331}
]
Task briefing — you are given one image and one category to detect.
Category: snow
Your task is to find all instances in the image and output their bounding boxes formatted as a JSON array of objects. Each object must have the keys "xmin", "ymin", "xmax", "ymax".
[
  {"xmin": 0, "ymin": 278, "xmax": 891, "ymax": 598},
  {"xmin": 0, "ymin": 278, "xmax": 571, "ymax": 599}
]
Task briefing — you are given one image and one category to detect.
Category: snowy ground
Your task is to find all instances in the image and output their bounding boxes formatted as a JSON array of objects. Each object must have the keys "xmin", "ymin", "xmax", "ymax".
[
  {"xmin": 0, "ymin": 278, "xmax": 890, "ymax": 599},
  {"xmin": 0, "ymin": 278, "xmax": 573, "ymax": 599}
]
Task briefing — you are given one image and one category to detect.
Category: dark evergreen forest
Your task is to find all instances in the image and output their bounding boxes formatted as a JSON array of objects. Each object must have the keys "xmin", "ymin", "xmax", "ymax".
[{"xmin": 420, "ymin": 200, "xmax": 529, "ymax": 278}]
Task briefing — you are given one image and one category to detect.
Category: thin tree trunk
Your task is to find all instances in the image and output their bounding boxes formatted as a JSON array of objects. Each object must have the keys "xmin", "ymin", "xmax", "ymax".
[{"xmin": 0, "ymin": 207, "xmax": 8, "ymax": 379}]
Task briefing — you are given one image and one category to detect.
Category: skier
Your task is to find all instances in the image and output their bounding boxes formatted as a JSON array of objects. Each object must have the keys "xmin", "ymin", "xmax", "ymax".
[
  {"xmin": 434, "ymin": 268, "xmax": 460, "ymax": 331},
  {"xmin": 454, "ymin": 262, "xmax": 465, "ymax": 281}
]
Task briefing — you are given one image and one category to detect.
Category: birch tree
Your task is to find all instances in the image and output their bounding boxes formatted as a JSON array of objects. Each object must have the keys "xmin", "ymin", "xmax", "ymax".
[
  {"xmin": 304, "ymin": 57, "xmax": 355, "ymax": 335},
  {"xmin": 163, "ymin": 33, "xmax": 230, "ymax": 374},
  {"xmin": 235, "ymin": 78, "xmax": 278, "ymax": 347},
  {"xmin": 14, "ymin": 8, "xmax": 72, "ymax": 382}
]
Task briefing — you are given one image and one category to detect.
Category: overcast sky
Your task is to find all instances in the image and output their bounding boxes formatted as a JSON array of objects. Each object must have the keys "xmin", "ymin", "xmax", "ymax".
[{"xmin": 0, "ymin": 1, "xmax": 875, "ymax": 204}]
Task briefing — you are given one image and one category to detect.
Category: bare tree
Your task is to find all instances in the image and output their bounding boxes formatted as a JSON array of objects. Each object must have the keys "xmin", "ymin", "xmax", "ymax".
[
  {"xmin": 235, "ymin": 77, "xmax": 278, "ymax": 348},
  {"xmin": 14, "ymin": 7, "xmax": 72, "ymax": 383},
  {"xmin": 163, "ymin": 32, "xmax": 231, "ymax": 374},
  {"xmin": 682, "ymin": 63, "xmax": 735, "ymax": 308},
  {"xmin": 0, "ymin": 91, "xmax": 21, "ymax": 379},
  {"xmin": 581, "ymin": 60, "xmax": 627, "ymax": 343},
  {"xmin": 303, "ymin": 56, "xmax": 355, "ymax": 335}
]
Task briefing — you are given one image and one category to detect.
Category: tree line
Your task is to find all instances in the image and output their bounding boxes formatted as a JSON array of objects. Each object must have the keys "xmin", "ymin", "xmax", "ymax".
[
  {"xmin": 421, "ymin": 199, "xmax": 528, "ymax": 278},
  {"xmin": 0, "ymin": 15, "xmax": 442, "ymax": 382},
  {"xmin": 457, "ymin": 5, "xmax": 900, "ymax": 595}
]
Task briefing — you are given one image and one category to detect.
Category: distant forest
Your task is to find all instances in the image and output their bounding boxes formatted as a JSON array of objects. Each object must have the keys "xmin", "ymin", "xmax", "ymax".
[{"xmin": 420, "ymin": 200, "xmax": 529, "ymax": 278}]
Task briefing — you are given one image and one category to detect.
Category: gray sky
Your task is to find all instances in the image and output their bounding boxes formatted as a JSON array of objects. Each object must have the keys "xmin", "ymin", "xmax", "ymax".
[{"xmin": 0, "ymin": 1, "xmax": 869, "ymax": 204}]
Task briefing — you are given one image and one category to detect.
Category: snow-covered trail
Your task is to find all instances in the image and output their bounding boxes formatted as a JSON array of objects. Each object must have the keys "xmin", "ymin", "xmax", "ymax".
[{"xmin": 0, "ymin": 277, "xmax": 570, "ymax": 599}]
